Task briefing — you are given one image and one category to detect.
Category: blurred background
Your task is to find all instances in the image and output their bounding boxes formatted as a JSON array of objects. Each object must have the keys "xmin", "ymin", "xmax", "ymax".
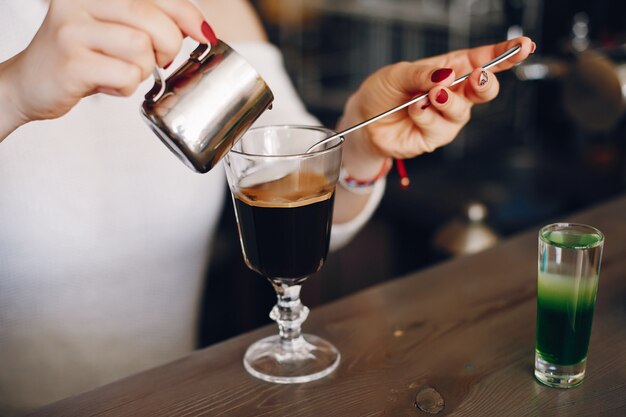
[{"xmin": 200, "ymin": 0, "xmax": 626, "ymax": 347}]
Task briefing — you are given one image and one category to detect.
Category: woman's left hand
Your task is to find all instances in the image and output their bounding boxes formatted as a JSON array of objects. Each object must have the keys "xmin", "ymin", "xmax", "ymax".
[{"xmin": 340, "ymin": 36, "xmax": 535, "ymax": 178}]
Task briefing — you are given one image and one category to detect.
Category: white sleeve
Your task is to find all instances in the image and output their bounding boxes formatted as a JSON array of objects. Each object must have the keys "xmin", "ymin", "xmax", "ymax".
[
  {"xmin": 329, "ymin": 178, "xmax": 385, "ymax": 251},
  {"xmin": 231, "ymin": 41, "xmax": 386, "ymax": 251}
]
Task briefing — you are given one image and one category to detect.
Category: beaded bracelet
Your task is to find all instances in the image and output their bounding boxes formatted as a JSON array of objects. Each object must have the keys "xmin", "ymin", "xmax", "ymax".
[{"xmin": 339, "ymin": 158, "xmax": 393, "ymax": 194}]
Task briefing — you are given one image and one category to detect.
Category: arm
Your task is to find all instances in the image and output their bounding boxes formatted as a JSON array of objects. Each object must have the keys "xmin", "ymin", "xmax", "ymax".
[
  {"xmin": 0, "ymin": 57, "xmax": 28, "ymax": 142},
  {"xmin": 0, "ymin": 0, "xmax": 212, "ymax": 142}
]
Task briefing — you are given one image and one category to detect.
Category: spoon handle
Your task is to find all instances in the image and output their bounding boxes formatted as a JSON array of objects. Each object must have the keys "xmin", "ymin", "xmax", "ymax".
[{"xmin": 308, "ymin": 44, "xmax": 522, "ymax": 152}]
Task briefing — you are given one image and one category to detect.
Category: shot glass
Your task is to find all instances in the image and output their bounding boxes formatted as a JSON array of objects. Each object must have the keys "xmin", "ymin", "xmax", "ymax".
[{"xmin": 535, "ymin": 223, "xmax": 604, "ymax": 388}]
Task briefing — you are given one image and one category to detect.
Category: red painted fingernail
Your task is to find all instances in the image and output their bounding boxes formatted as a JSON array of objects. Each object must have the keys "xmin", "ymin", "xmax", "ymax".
[
  {"xmin": 201, "ymin": 21, "xmax": 218, "ymax": 46},
  {"xmin": 164, "ymin": 61, "xmax": 173, "ymax": 70},
  {"xmin": 421, "ymin": 100, "xmax": 432, "ymax": 110},
  {"xmin": 435, "ymin": 89, "xmax": 448, "ymax": 104},
  {"xmin": 431, "ymin": 68, "xmax": 452, "ymax": 83},
  {"xmin": 530, "ymin": 42, "xmax": 537, "ymax": 54}
]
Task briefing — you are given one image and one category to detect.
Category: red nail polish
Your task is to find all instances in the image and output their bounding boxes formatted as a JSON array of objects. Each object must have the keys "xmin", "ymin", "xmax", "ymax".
[
  {"xmin": 421, "ymin": 100, "xmax": 431, "ymax": 110},
  {"xmin": 164, "ymin": 61, "xmax": 173, "ymax": 70},
  {"xmin": 435, "ymin": 89, "xmax": 448, "ymax": 104},
  {"xmin": 431, "ymin": 68, "xmax": 452, "ymax": 83},
  {"xmin": 202, "ymin": 21, "xmax": 218, "ymax": 46}
]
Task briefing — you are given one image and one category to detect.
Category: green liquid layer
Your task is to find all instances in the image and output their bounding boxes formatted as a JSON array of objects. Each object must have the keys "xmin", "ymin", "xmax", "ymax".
[
  {"xmin": 541, "ymin": 229, "xmax": 603, "ymax": 249},
  {"xmin": 536, "ymin": 272, "xmax": 598, "ymax": 365}
]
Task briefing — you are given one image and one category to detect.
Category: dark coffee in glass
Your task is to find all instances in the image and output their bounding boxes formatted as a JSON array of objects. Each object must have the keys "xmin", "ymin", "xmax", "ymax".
[
  {"xmin": 233, "ymin": 171, "xmax": 334, "ymax": 282},
  {"xmin": 224, "ymin": 125, "xmax": 343, "ymax": 384}
]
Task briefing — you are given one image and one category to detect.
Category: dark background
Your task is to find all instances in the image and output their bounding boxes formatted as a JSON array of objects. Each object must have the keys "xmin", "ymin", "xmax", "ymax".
[{"xmin": 199, "ymin": 0, "xmax": 626, "ymax": 347}]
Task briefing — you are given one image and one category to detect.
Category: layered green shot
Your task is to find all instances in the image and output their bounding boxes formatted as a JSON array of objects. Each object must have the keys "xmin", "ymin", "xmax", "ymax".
[{"xmin": 536, "ymin": 229, "xmax": 603, "ymax": 366}]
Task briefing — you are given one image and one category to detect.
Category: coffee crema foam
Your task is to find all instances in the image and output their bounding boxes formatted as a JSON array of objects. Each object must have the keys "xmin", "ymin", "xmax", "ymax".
[{"xmin": 236, "ymin": 171, "xmax": 334, "ymax": 208}]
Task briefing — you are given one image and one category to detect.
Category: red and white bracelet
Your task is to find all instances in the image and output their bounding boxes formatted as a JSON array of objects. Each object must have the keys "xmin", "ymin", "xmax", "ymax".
[{"xmin": 339, "ymin": 158, "xmax": 393, "ymax": 194}]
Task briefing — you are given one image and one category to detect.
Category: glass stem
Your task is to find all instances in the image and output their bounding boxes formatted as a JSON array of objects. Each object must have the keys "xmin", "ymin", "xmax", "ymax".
[{"xmin": 270, "ymin": 281, "xmax": 309, "ymax": 346}]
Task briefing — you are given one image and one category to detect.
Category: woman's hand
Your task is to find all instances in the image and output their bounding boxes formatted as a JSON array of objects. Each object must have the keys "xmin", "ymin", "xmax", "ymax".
[
  {"xmin": 340, "ymin": 37, "xmax": 535, "ymax": 179},
  {"xmin": 0, "ymin": 0, "xmax": 214, "ymax": 140}
]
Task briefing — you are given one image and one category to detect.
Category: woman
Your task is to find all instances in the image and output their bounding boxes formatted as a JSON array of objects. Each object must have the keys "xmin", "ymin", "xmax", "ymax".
[{"xmin": 0, "ymin": 0, "xmax": 533, "ymax": 413}]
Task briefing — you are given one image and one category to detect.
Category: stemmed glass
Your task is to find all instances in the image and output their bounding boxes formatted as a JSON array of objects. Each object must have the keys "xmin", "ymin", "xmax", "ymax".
[{"xmin": 224, "ymin": 125, "xmax": 343, "ymax": 383}]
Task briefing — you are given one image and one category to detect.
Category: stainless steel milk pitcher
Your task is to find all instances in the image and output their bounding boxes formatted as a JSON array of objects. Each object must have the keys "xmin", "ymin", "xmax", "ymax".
[{"xmin": 141, "ymin": 41, "xmax": 274, "ymax": 173}]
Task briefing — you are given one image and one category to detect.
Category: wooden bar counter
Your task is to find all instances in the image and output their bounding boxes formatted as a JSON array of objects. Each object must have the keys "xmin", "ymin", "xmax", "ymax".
[{"xmin": 27, "ymin": 196, "xmax": 626, "ymax": 416}]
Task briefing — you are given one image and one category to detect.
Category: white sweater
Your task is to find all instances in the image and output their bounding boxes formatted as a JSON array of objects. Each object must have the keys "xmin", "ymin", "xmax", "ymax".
[{"xmin": 0, "ymin": 1, "xmax": 384, "ymax": 414}]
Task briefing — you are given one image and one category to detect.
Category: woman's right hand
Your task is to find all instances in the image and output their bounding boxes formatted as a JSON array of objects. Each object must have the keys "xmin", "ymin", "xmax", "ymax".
[{"xmin": 0, "ymin": 0, "xmax": 214, "ymax": 140}]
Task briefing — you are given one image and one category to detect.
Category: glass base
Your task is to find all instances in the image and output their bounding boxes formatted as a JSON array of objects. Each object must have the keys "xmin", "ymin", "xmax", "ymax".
[
  {"xmin": 243, "ymin": 334, "xmax": 340, "ymax": 384},
  {"xmin": 534, "ymin": 353, "xmax": 586, "ymax": 388}
]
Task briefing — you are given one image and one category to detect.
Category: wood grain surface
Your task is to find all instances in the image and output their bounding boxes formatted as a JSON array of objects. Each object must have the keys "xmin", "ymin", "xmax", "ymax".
[{"xmin": 27, "ymin": 195, "xmax": 626, "ymax": 417}]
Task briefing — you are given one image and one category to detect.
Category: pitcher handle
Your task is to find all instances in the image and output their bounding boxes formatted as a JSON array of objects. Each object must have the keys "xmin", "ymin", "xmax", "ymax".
[{"xmin": 144, "ymin": 43, "xmax": 214, "ymax": 103}]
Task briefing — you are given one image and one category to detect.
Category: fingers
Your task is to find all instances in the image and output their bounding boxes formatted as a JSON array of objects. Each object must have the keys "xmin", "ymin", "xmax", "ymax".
[
  {"xmin": 419, "ymin": 36, "xmax": 535, "ymax": 78},
  {"xmin": 404, "ymin": 89, "xmax": 468, "ymax": 153},
  {"xmin": 89, "ymin": 0, "xmax": 183, "ymax": 67},
  {"xmin": 466, "ymin": 36, "xmax": 535, "ymax": 73},
  {"xmin": 462, "ymin": 68, "xmax": 500, "ymax": 104},
  {"xmin": 386, "ymin": 62, "xmax": 457, "ymax": 96},
  {"xmin": 77, "ymin": 51, "xmax": 144, "ymax": 97},
  {"xmin": 491, "ymin": 36, "xmax": 535, "ymax": 70},
  {"xmin": 80, "ymin": 21, "xmax": 156, "ymax": 81},
  {"xmin": 428, "ymin": 86, "xmax": 471, "ymax": 124},
  {"xmin": 402, "ymin": 69, "xmax": 491, "ymax": 155},
  {"xmin": 85, "ymin": 0, "xmax": 209, "ymax": 67},
  {"xmin": 404, "ymin": 65, "xmax": 500, "ymax": 145}
]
